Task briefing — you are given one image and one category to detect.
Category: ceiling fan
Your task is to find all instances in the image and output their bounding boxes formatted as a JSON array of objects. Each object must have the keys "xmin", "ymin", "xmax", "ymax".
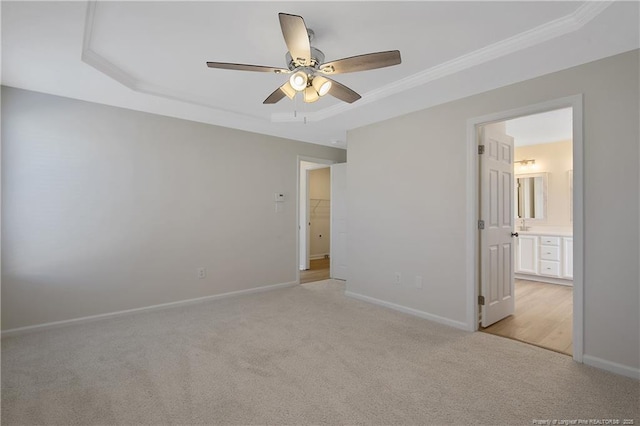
[{"xmin": 206, "ymin": 13, "xmax": 402, "ymax": 105}]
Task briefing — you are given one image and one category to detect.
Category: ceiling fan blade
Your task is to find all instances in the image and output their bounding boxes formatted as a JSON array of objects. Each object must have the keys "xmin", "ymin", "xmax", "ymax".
[
  {"xmin": 278, "ymin": 13, "xmax": 311, "ymax": 66},
  {"xmin": 206, "ymin": 62, "xmax": 289, "ymax": 74},
  {"xmin": 325, "ymin": 78, "xmax": 361, "ymax": 103},
  {"xmin": 263, "ymin": 81, "xmax": 296, "ymax": 104},
  {"xmin": 263, "ymin": 88, "xmax": 286, "ymax": 104},
  {"xmin": 319, "ymin": 50, "xmax": 401, "ymax": 74}
]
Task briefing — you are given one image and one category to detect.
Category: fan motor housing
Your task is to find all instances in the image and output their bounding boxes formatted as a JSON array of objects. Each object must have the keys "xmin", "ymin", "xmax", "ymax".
[{"xmin": 286, "ymin": 47, "xmax": 325, "ymax": 71}]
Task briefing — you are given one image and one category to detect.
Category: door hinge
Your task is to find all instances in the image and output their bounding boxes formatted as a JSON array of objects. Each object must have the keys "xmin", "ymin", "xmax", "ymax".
[
  {"xmin": 478, "ymin": 219, "xmax": 485, "ymax": 230},
  {"xmin": 478, "ymin": 295, "xmax": 485, "ymax": 306},
  {"xmin": 478, "ymin": 144, "xmax": 485, "ymax": 155}
]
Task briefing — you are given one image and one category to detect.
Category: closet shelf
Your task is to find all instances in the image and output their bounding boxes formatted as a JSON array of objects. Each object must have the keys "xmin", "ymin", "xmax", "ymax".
[{"xmin": 310, "ymin": 198, "xmax": 330, "ymax": 214}]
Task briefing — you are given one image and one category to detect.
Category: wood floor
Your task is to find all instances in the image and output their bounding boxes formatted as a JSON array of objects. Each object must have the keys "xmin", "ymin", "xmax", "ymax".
[
  {"xmin": 481, "ymin": 279, "xmax": 573, "ymax": 355},
  {"xmin": 299, "ymin": 258, "xmax": 330, "ymax": 284}
]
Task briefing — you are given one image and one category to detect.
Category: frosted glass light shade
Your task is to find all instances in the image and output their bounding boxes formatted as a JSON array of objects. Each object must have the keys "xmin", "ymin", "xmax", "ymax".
[
  {"xmin": 312, "ymin": 76, "xmax": 332, "ymax": 96},
  {"xmin": 289, "ymin": 71, "xmax": 308, "ymax": 91},
  {"xmin": 303, "ymin": 86, "xmax": 320, "ymax": 103},
  {"xmin": 280, "ymin": 82, "xmax": 296, "ymax": 99}
]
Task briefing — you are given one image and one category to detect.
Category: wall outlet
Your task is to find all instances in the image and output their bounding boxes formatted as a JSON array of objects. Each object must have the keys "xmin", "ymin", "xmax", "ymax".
[
  {"xmin": 415, "ymin": 275, "xmax": 423, "ymax": 289},
  {"xmin": 197, "ymin": 267, "xmax": 206, "ymax": 279},
  {"xmin": 394, "ymin": 272, "xmax": 402, "ymax": 285}
]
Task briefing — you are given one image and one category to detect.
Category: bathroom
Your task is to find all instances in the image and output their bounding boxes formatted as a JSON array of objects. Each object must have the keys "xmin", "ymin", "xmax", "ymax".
[{"xmin": 482, "ymin": 107, "xmax": 574, "ymax": 355}]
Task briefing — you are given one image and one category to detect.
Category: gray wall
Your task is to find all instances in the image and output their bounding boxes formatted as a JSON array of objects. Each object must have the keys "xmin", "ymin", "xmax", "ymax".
[
  {"xmin": 1, "ymin": 86, "xmax": 346, "ymax": 330},
  {"xmin": 347, "ymin": 50, "xmax": 639, "ymax": 373}
]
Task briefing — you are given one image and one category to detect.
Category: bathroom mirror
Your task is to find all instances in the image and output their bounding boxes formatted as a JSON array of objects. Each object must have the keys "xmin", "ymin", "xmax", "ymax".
[{"xmin": 515, "ymin": 173, "xmax": 547, "ymax": 220}]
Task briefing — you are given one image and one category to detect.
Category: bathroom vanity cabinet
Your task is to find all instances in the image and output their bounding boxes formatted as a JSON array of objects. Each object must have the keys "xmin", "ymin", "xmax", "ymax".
[{"xmin": 515, "ymin": 232, "xmax": 573, "ymax": 285}]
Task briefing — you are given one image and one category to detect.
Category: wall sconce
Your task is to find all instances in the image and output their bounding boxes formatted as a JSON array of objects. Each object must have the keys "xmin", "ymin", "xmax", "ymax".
[{"xmin": 515, "ymin": 159, "xmax": 536, "ymax": 170}]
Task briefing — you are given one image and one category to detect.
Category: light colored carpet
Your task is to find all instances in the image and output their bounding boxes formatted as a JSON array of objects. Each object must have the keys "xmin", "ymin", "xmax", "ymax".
[{"xmin": 2, "ymin": 280, "xmax": 638, "ymax": 425}]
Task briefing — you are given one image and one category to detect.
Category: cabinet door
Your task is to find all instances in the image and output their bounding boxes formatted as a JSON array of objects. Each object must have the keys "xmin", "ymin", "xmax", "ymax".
[
  {"xmin": 516, "ymin": 235, "xmax": 538, "ymax": 274},
  {"xmin": 563, "ymin": 237, "xmax": 573, "ymax": 279}
]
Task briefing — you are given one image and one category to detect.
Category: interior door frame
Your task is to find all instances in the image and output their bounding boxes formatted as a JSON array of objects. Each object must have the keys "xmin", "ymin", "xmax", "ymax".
[
  {"xmin": 465, "ymin": 94, "xmax": 584, "ymax": 363},
  {"xmin": 296, "ymin": 156, "xmax": 335, "ymax": 283},
  {"xmin": 305, "ymin": 165, "xmax": 331, "ymax": 269}
]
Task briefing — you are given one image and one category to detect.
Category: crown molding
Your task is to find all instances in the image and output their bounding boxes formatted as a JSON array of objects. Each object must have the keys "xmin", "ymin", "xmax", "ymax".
[
  {"xmin": 272, "ymin": 0, "xmax": 613, "ymax": 123},
  {"xmin": 81, "ymin": 1, "xmax": 612, "ymax": 125},
  {"xmin": 81, "ymin": 1, "xmax": 265, "ymax": 122}
]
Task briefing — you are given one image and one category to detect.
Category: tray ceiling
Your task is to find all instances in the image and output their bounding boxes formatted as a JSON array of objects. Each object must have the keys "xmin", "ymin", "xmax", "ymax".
[{"xmin": 2, "ymin": 1, "xmax": 638, "ymax": 147}]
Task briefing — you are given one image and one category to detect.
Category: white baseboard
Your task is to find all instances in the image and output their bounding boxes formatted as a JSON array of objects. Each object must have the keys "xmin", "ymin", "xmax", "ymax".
[
  {"xmin": 310, "ymin": 253, "xmax": 329, "ymax": 260},
  {"xmin": 345, "ymin": 291, "xmax": 468, "ymax": 331},
  {"xmin": 515, "ymin": 273, "xmax": 573, "ymax": 286},
  {"xmin": 582, "ymin": 355, "xmax": 640, "ymax": 380},
  {"xmin": 1, "ymin": 280, "xmax": 298, "ymax": 338}
]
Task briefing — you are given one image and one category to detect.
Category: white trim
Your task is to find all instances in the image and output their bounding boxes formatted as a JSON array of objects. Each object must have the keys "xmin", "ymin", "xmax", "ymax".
[
  {"xmin": 81, "ymin": 1, "xmax": 262, "ymax": 121},
  {"xmin": 571, "ymin": 97, "xmax": 585, "ymax": 363},
  {"xmin": 271, "ymin": 2, "xmax": 611, "ymax": 124},
  {"xmin": 309, "ymin": 253, "xmax": 330, "ymax": 261},
  {"xmin": 81, "ymin": 0, "xmax": 610, "ymax": 126},
  {"xmin": 514, "ymin": 273, "xmax": 573, "ymax": 287},
  {"xmin": 345, "ymin": 291, "xmax": 468, "ymax": 331},
  {"xmin": 582, "ymin": 355, "xmax": 640, "ymax": 380},
  {"xmin": 466, "ymin": 94, "xmax": 584, "ymax": 362},
  {"xmin": 465, "ymin": 106, "xmax": 480, "ymax": 332},
  {"xmin": 1, "ymin": 280, "xmax": 298, "ymax": 338},
  {"xmin": 296, "ymin": 156, "xmax": 336, "ymax": 284}
]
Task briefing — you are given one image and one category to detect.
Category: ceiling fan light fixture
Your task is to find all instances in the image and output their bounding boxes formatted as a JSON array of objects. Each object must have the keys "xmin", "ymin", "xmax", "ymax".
[
  {"xmin": 280, "ymin": 82, "xmax": 296, "ymax": 99},
  {"xmin": 303, "ymin": 86, "xmax": 320, "ymax": 103},
  {"xmin": 289, "ymin": 71, "xmax": 308, "ymax": 91},
  {"xmin": 320, "ymin": 65, "xmax": 335, "ymax": 74},
  {"xmin": 208, "ymin": 13, "xmax": 401, "ymax": 105},
  {"xmin": 312, "ymin": 76, "xmax": 332, "ymax": 97}
]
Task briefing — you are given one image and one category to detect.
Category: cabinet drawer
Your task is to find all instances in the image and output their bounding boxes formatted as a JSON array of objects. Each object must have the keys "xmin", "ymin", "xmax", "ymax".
[
  {"xmin": 539, "ymin": 260, "xmax": 560, "ymax": 277},
  {"xmin": 540, "ymin": 245, "xmax": 560, "ymax": 261},
  {"xmin": 540, "ymin": 236, "xmax": 560, "ymax": 246}
]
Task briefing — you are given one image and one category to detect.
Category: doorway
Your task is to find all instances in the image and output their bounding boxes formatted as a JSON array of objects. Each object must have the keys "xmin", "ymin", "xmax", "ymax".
[
  {"xmin": 467, "ymin": 95, "xmax": 584, "ymax": 363},
  {"xmin": 478, "ymin": 108, "xmax": 574, "ymax": 355},
  {"xmin": 298, "ymin": 157, "xmax": 333, "ymax": 284},
  {"xmin": 483, "ymin": 278, "xmax": 573, "ymax": 354}
]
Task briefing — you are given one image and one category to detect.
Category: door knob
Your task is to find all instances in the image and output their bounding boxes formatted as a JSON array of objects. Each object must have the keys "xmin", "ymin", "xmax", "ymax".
[{"xmin": 511, "ymin": 232, "xmax": 519, "ymax": 237}]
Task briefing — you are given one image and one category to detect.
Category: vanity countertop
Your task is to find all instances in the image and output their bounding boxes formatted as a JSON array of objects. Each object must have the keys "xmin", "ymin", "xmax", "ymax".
[{"xmin": 517, "ymin": 229, "xmax": 573, "ymax": 237}]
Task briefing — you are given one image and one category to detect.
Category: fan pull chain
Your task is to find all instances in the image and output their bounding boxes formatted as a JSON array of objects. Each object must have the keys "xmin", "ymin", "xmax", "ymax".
[
  {"xmin": 301, "ymin": 94, "xmax": 307, "ymax": 125},
  {"xmin": 301, "ymin": 93, "xmax": 309, "ymax": 125}
]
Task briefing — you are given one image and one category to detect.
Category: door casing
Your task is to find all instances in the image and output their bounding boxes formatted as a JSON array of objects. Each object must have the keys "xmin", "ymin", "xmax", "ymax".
[
  {"xmin": 465, "ymin": 95, "xmax": 584, "ymax": 363},
  {"xmin": 297, "ymin": 156, "xmax": 335, "ymax": 282},
  {"xmin": 330, "ymin": 163, "xmax": 348, "ymax": 280}
]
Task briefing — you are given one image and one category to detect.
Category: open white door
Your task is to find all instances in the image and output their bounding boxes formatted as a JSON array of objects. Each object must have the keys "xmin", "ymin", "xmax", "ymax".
[
  {"xmin": 480, "ymin": 124, "xmax": 515, "ymax": 327},
  {"xmin": 304, "ymin": 169, "xmax": 312, "ymax": 270},
  {"xmin": 330, "ymin": 163, "xmax": 347, "ymax": 280}
]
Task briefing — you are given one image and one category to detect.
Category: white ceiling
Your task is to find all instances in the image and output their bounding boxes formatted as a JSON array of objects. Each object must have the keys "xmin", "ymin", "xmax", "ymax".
[
  {"xmin": 507, "ymin": 107, "xmax": 573, "ymax": 147},
  {"xmin": 2, "ymin": 1, "xmax": 638, "ymax": 148}
]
